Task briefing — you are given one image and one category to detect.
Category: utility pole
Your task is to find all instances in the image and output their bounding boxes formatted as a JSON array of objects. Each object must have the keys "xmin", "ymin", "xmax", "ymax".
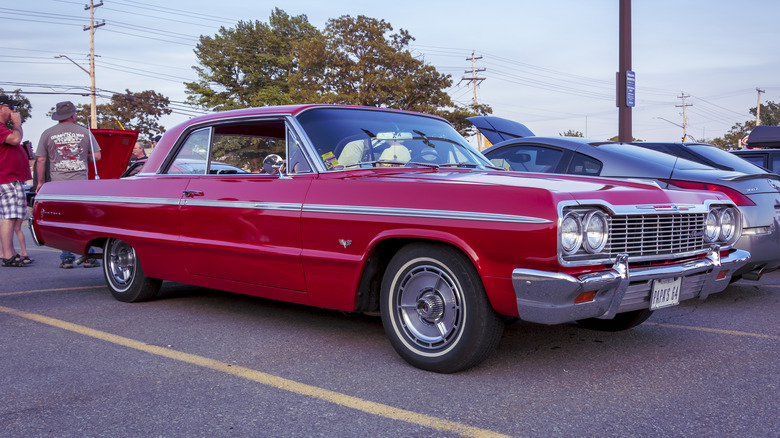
[
  {"xmin": 84, "ymin": 0, "xmax": 105, "ymax": 129},
  {"xmin": 462, "ymin": 52, "xmax": 486, "ymax": 149},
  {"xmin": 756, "ymin": 87, "xmax": 765, "ymax": 126},
  {"xmin": 676, "ymin": 92, "xmax": 692, "ymax": 142},
  {"xmin": 617, "ymin": 0, "xmax": 633, "ymax": 142}
]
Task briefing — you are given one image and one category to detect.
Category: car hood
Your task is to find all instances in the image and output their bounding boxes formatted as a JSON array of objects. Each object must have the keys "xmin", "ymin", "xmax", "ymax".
[
  {"xmin": 342, "ymin": 168, "xmax": 729, "ymax": 209},
  {"xmin": 88, "ymin": 129, "xmax": 139, "ymax": 179},
  {"xmin": 467, "ymin": 116, "xmax": 535, "ymax": 144}
]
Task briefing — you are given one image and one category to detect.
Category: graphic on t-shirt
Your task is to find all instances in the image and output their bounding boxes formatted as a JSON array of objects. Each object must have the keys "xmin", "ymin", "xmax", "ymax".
[{"xmin": 50, "ymin": 132, "xmax": 87, "ymax": 173}]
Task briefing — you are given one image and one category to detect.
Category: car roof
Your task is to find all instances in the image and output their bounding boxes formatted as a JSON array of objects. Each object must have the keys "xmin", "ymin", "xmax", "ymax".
[{"xmin": 747, "ymin": 126, "xmax": 780, "ymax": 148}]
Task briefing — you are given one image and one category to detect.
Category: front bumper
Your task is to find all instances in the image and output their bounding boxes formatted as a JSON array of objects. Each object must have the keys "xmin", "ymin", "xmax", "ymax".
[{"xmin": 512, "ymin": 246, "xmax": 750, "ymax": 325}]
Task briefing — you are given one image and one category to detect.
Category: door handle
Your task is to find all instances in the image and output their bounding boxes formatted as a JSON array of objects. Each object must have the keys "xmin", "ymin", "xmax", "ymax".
[{"xmin": 183, "ymin": 190, "xmax": 204, "ymax": 198}]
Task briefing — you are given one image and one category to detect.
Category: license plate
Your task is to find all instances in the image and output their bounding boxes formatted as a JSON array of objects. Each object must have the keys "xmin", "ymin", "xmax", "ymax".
[{"xmin": 650, "ymin": 277, "xmax": 681, "ymax": 310}]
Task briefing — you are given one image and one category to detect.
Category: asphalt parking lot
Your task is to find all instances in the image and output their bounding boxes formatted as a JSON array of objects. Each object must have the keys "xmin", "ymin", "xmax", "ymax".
[{"xmin": 2, "ymin": 227, "xmax": 779, "ymax": 437}]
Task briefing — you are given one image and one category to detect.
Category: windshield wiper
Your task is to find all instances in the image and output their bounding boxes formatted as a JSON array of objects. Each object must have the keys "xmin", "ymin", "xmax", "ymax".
[
  {"xmin": 413, "ymin": 130, "xmax": 435, "ymax": 148},
  {"xmin": 439, "ymin": 162, "xmax": 479, "ymax": 168}
]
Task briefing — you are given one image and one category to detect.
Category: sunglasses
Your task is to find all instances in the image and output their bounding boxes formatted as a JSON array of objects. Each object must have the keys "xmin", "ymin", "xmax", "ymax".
[{"xmin": 2, "ymin": 104, "xmax": 16, "ymax": 111}]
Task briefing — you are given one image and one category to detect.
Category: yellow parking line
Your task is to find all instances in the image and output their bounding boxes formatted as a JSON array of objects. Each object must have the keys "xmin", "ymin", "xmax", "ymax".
[
  {"xmin": 646, "ymin": 322, "xmax": 780, "ymax": 341},
  {"xmin": 0, "ymin": 285, "xmax": 105, "ymax": 297},
  {"xmin": 0, "ymin": 305, "xmax": 510, "ymax": 438}
]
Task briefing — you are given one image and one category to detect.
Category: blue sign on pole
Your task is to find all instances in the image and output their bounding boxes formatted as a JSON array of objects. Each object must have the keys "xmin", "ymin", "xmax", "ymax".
[{"xmin": 626, "ymin": 70, "xmax": 636, "ymax": 107}]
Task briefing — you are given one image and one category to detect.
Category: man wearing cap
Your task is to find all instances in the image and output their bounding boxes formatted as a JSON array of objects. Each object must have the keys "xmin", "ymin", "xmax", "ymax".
[
  {"xmin": 0, "ymin": 95, "xmax": 32, "ymax": 267},
  {"xmin": 35, "ymin": 101, "xmax": 102, "ymax": 268},
  {"xmin": 150, "ymin": 135, "xmax": 161, "ymax": 149}
]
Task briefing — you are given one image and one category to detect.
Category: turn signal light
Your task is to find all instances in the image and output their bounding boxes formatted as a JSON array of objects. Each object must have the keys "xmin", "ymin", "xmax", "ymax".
[{"xmin": 575, "ymin": 291, "xmax": 598, "ymax": 304}]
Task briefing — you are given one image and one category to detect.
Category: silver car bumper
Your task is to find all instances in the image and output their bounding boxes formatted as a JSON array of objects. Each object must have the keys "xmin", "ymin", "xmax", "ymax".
[{"xmin": 512, "ymin": 246, "xmax": 750, "ymax": 325}]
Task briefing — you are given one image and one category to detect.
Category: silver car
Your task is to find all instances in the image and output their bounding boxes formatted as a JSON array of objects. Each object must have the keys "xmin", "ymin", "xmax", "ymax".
[{"xmin": 472, "ymin": 116, "xmax": 780, "ymax": 281}]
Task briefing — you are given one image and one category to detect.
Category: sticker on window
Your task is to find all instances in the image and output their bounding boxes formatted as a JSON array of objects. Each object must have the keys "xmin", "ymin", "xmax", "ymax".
[{"xmin": 322, "ymin": 152, "xmax": 339, "ymax": 170}]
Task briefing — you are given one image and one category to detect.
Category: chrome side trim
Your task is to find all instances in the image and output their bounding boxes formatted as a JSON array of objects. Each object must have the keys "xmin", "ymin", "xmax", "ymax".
[
  {"xmin": 34, "ymin": 194, "xmax": 181, "ymax": 206},
  {"xmin": 33, "ymin": 194, "xmax": 551, "ymax": 224},
  {"xmin": 303, "ymin": 204, "xmax": 552, "ymax": 224},
  {"xmin": 181, "ymin": 199, "xmax": 303, "ymax": 211}
]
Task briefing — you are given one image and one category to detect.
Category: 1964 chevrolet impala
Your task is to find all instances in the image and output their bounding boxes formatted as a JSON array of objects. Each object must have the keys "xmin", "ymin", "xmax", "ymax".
[{"xmin": 31, "ymin": 105, "xmax": 749, "ymax": 372}]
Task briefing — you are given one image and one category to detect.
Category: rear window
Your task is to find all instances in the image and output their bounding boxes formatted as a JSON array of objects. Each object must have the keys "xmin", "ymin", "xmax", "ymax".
[{"xmin": 687, "ymin": 144, "xmax": 768, "ymax": 174}]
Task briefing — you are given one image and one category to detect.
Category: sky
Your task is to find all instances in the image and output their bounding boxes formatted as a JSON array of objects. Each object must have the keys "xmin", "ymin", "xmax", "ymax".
[{"xmin": 3, "ymin": 0, "xmax": 779, "ymax": 146}]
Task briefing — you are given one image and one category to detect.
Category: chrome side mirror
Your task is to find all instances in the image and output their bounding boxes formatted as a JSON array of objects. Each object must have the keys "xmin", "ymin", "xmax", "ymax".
[{"xmin": 262, "ymin": 154, "xmax": 285, "ymax": 175}]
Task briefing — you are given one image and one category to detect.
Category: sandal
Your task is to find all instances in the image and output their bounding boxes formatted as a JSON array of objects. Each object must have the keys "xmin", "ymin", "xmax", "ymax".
[
  {"xmin": 21, "ymin": 255, "xmax": 34, "ymax": 265},
  {"xmin": 2, "ymin": 254, "xmax": 26, "ymax": 267}
]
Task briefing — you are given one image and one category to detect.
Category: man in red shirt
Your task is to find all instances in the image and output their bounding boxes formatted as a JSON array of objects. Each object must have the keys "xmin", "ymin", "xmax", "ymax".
[{"xmin": 0, "ymin": 95, "xmax": 32, "ymax": 267}]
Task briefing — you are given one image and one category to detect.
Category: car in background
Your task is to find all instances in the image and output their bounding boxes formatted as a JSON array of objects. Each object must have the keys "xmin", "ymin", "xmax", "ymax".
[
  {"xmin": 472, "ymin": 116, "xmax": 780, "ymax": 281},
  {"xmin": 30, "ymin": 105, "xmax": 749, "ymax": 373},
  {"xmin": 732, "ymin": 125, "xmax": 780, "ymax": 174}
]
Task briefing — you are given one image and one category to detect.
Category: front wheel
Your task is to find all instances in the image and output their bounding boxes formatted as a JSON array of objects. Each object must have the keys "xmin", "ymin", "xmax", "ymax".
[
  {"xmin": 576, "ymin": 309, "xmax": 653, "ymax": 332},
  {"xmin": 103, "ymin": 238, "xmax": 161, "ymax": 302},
  {"xmin": 380, "ymin": 243, "xmax": 504, "ymax": 373}
]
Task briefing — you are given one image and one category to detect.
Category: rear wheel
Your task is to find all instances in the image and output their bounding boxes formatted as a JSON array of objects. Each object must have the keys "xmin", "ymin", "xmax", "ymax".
[
  {"xmin": 103, "ymin": 238, "xmax": 161, "ymax": 302},
  {"xmin": 576, "ymin": 309, "xmax": 653, "ymax": 331},
  {"xmin": 380, "ymin": 243, "xmax": 504, "ymax": 373}
]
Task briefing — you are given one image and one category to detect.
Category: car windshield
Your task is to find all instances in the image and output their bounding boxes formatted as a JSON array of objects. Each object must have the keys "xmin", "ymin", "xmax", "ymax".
[
  {"xmin": 686, "ymin": 144, "xmax": 768, "ymax": 174},
  {"xmin": 296, "ymin": 108, "xmax": 492, "ymax": 170}
]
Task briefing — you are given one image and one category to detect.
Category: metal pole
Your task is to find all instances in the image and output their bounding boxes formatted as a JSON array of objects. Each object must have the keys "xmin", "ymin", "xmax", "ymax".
[{"xmin": 617, "ymin": 0, "xmax": 632, "ymax": 142}]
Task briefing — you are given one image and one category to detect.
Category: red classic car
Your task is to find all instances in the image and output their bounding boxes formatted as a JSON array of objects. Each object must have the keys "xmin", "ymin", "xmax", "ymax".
[{"xmin": 31, "ymin": 105, "xmax": 749, "ymax": 373}]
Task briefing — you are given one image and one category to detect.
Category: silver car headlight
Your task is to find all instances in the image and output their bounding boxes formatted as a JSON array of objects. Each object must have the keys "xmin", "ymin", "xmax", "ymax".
[
  {"xmin": 560, "ymin": 212, "xmax": 583, "ymax": 255},
  {"xmin": 719, "ymin": 207, "xmax": 738, "ymax": 242},
  {"xmin": 704, "ymin": 210, "xmax": 720, "ymax": 243},
  {"xmin": 583, "ymin": 211, "xmax": 609, "ymax": 253}
]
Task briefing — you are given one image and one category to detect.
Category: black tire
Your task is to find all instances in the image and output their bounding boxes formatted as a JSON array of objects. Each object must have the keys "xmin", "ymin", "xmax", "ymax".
[
  {"xmin": 103, "ymin": 238, "xmax": 161, "ymax": 302},
  {"xmin": 380, "ymin": 243, "xmax": 504, "ymax": 373},
  {"xmin": 576, "ymin": 309, "xmax": 653, "ymax": 332}
]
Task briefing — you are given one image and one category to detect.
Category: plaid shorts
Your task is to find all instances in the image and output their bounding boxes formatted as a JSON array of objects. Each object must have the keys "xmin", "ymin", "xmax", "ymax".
[{"xmin": 0, "ymin": 181, "xmax": 27, "ymax": 219}]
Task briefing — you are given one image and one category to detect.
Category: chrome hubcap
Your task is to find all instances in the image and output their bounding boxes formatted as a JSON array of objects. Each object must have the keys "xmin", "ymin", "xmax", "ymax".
[
  {"xmin": 416, "ymin": 291, "xmax": 444, "ymax": 322},
  {"xmin": 107, "ymin": 240, "xmax": 135, "ymax": 289},
  {"xmin": 395, "ymin": 264, "xmax": 463, "ymax": 350}
]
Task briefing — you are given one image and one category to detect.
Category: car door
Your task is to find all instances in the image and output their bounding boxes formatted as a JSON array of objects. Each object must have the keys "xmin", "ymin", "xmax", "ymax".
[{"xmin": 173, "ymin": 120, "xmax": 314, "ymax": 292}]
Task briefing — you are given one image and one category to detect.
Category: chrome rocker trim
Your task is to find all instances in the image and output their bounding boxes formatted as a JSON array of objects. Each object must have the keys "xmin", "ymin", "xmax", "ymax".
[{"xmin": 512, "ymin": 246, "xmax": 750, "ymax": 325}]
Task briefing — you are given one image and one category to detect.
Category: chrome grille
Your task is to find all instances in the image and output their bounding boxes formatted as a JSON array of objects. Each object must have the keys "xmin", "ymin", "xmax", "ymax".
[{"xmin": 607, "ymin": 213, "xmax": 707, "ymax": 258}]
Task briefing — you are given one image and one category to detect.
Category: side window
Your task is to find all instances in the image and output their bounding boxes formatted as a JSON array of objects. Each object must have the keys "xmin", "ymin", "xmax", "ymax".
[
  {"xmin": 771, "ymin": 155, "xmax": 780, "ymax": 173},
  {"xmin": 737, "ymin": 154, "xmax": 766, "ymax": 169},
  {"xmin": 166, "ymin": 128, "xmax": 210, "ymax": 175},
  {"xmin": 210, "ymin": 121, "xmax": 286, "ymax": 174},
  {"xmin": 489, "ymin": 145, "xmax": 562, "ymax": 173},
  {"xmin": 568, "ymin": 152, "xmax": 603, "ymax": 176}
]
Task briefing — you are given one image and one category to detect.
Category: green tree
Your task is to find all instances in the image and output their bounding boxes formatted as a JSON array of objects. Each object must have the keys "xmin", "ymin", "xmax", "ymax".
[
  {"xmin": 185, "ymin": 8, "xmax": 320, "ymax": 110},
  {"xmin": 711, "ymin": 101, "xmax": 780, "ymax": 149},
  {"xmin": 608, "ymin": 135, "xmax": 643, "ymax": 142},
  {"xmin": 75, "ymin": 90, "xmax": 171, "ymax": 139},
  {"xmin": 292, "ymin": 14, "xmax": 490, "ymax": 133},
  {"xmin": 186, "ymin": 10, "xmax": 490, "ymax": 135},
  {"xmin": 559, "ymin": 129, "xmax": 583, "ymax": 137},
  {"xmin": 0, "ymin": 88, "xmax": 32, "ymax": 127},
  {"xmin": 292, "ymin": 15, "xmax": 450, "ymax": 110}
]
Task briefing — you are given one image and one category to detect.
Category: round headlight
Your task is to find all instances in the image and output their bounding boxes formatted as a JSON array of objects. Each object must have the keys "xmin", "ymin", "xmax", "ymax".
[
  {"xmin": 719, "ymin": 208, "xmax": 737, "ymax": 242},
  {"xmin": 583, "ymin": 211, "xmax": 609, "ymax": 253},
  {"xmin": 561, "ymin": 212, "xmax": 583, "ymax": 255},
  {"xmin": 704, "ymin": 210, "xmax": 720, "ymax": 243}
]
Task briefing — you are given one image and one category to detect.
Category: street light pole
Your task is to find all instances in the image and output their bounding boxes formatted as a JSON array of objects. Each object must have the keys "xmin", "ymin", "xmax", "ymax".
[{"xmin": 54, "ymin": 54, "xmax": 96, "ymax": 127}]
